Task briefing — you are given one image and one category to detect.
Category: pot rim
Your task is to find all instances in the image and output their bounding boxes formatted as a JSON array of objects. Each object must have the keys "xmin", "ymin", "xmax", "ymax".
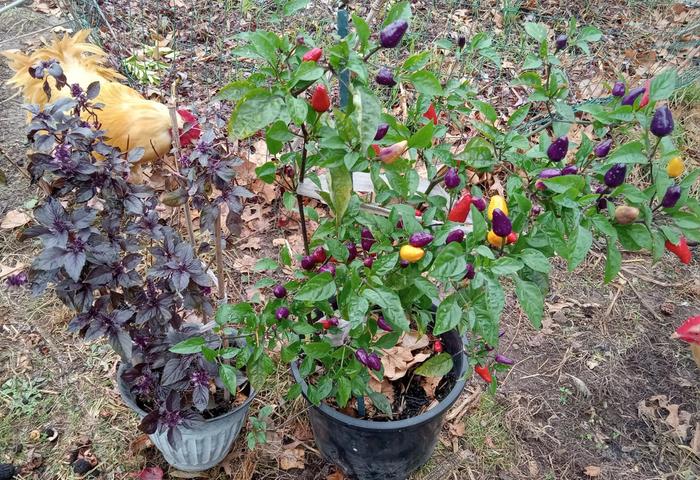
[
  {"xmin": 117, "ymin": 362, "xmax": 256, "ymax": 424},
  {"xmin": 291, "ymin": 329, "xmax": 468, "ymax": 431}
]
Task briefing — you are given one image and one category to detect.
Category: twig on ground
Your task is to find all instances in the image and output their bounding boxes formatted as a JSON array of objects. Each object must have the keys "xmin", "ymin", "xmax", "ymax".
[
  {"xmin": 0, "ymin": 0, "xmax": 28, "ymax": 16},
  {"xmin": 445, "ymin": 386, "xmax": 482, "ymax": 422}
]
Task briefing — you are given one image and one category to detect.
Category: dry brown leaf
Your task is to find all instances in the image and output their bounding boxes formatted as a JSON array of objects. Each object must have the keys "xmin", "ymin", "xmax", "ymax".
[
  {"xmin": 232, "ymin": 255, "xmax": 257, "ymax": 273},
  {"xmin": 1, "ymin": 210, "xmax": 31, "ymax": 229},
  {"xmin": 380, "ymin": 332, "xmax": 431, "ymax": 380},
  {"xmin": 447, "ymin": 420, "xmax": 465, "ymax": 437},
  {"xmin": 584, "ymin": 465, "xmax": 601, "ymax": 477},
  {"xmin": 638, "ymin": 395, "xmax": 692, "ymax": 441},
  {"xmin": 239, "ymin": 237, "xmax": 262, "ymax": 250},
  {"xmin": 278, "ymin": 447, "xmax": 305, "ymax": 470},
  {"xmin": 326, "ymin": 472, "xmax": 346, "ymax": 480},
  {"xmin": 422, "ymin": 376, "xmax": 441, "ymax": 397},
  {"xmin": 128, "ymin": 434, "xmax": 153, "ymax": 455},
  {"xmin": 369, "ymin": 376, "xmax": 395, "ymax": 405}
]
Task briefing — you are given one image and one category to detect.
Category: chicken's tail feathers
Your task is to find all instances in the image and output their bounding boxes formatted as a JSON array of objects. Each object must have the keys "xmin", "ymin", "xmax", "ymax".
[{"xmin": 2, "ymin": 29, "xmax": 124, "ymax": 101}]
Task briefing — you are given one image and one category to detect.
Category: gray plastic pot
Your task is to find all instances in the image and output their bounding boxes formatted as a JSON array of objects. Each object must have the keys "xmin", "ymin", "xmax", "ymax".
[
  {"xmin": 117, "ymin": 364, "xmax": 255, "ymax": 472},
  {"xmin": 291, "ymin": 329, "xmax": 467, "ymax": 480}
]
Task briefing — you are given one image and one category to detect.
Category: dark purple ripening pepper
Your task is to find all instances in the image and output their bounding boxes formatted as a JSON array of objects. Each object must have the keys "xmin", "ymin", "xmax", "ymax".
[
  {"xmin": 464, "ymin": 263, "xmax": 475, "ymax": 280},
  {"xmin": 301, "ymin": 255, "xmax": 316, "ymax": 270},
  {"xmin": 400, "ymin": 259, "xmax": 410, "ymax": 268},
  {"xmin": 346, "ymin": 242, "xmax": 358, "ymax": 262},
  {"xmin": 547, "ymin": 136, "xmax": 569, "ymax": 162},
  {"xmin": 327, "ymin": 317, "xmax": 340, "ymax": 327},
  {"xmin": 621, "ymin": 86, "xmax": 645, "ymax": 106},
  {"xmin": 596, "ymin": 197, "xmax": 609, "ymax": 211},
  {"xmin": 457, "ymin": 36, "xmax": 466, "ymax": 49},
  {"xmin": 539, "ymin": 168, "xmax": 562, "ymax": 179},
  {"xmin": 409, "ymin": 232, "xmax": 434, "ymax": 247},
  {"xmin": 363, "ymin": 257, "xmax": 374, "ymax": 268},
  {"xmin": 604, "ymin": 163, "xmax": 627, "ymax": 188},
  {"xmin": 6, "ymin": 271, "xmax": 28, "ymax": 287},
  {"xmin": 561, "ymin": 165, "xmax": 579, "ymax": 175},
  {"xmin": 272, "ymin": 284, "xmax": 287, "ymax": 298},
  {"xmin": 366, "ymin": 353, "xmax": 382, "ymax": 371},
  {"xmin": 374, "ymin": 123, "xmax": 389, "ymax": 141},
  {"xmin": 594, "ymin": 139, "xmax": 613, "ymax": 158},
  {"xmin": 495, "ymin": 354, "xmax": 515, "ymax": 365},
  {"xmin": 377, "ymin": 316, "xmax": 393, "ymax": 332},
  {"xmin": 361, "ymin": 228, "xmax": 376, "ymax": 252},
  {"xmin": 650, "ymin": 105, "xmax": 674, "ymax": 137},
  {"xmin": 275, "ymin": 307, "xmax": 290, "ymax": 320},
  {"xmin": 379, "ymin": 19, "xmax": 409, "ymax": 48},
  {"xmin": 376, "ymin": 67, "xmax": 397, "ymax": 87},
  {"xmin": 555, "ymin": 34, "xmax": 568, "ymax": 51},
  {"xmin": 531, "ymin": 205, "xmax": 542, "ymax": 216},
  {"xmin": 318, "ymin": 263, "xmax": 336, "ymax": 276},
  {"xmin": 661, "ymin": 185, "xmax": 681, "ymax": 208},
  {"xmin": 444, "ymin": 168, "xmax": 460, "ymax": 189},
  {"xmin": 446, "ymin": 229, "xmax": 465, "ymax": 244},
  {"xmin": 472, "ymin": 197, "xmax": 486, "ymax": 212},
  {"xmin": 355, "ymin": 348, "xmax": 369, "ymax": 366},
  {"xmin": 612, "ymin": 82, "xmax": 626, "ymax": 97},
  {"xmin": 491, "ymin": 208, "xmax": 513, "ymax": 237}
]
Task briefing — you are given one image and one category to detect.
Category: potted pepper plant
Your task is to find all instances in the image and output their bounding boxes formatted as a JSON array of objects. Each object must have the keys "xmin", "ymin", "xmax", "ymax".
[
  {"xmin": 209, "ymin": 3, "xmax": 699, "ymax": 478},
  {"xmin": 17, "ymin": 68, "xmax": 271, "ymax": 471}
]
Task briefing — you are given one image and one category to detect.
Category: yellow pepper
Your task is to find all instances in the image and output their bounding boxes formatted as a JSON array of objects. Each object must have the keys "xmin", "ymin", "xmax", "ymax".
[
  {"xmin": 667, "ymin": 157, "xmax": 685, "ymax": 178},
  {"xmin": 487, "ymin": 195, "xmax": 508, "ymax": 221},
  {"xmin": 378, "ymin": 140, "xmax": 408, "ymax": 164},
  {"xmin": 487, "ymin": 230, "xmax": 506, "ymax": 248},
  {"xmin": 399, "ymin": 244, "xmax": 425, "ymax": 263}
]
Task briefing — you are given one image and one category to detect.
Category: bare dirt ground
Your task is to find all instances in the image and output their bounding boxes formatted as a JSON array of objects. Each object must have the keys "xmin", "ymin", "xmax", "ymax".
[{"xmin": 1, "ymin": 1, "xmax": 699, "ymax": 479}]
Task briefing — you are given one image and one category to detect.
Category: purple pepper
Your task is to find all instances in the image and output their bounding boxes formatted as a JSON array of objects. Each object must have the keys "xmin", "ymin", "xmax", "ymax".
[
  {"xmin": 531, "ymin": 205, "xmax": 542, "ymax": 216},
  {"xmin": 547, "ymin": 136, "xmax": 569, "ymax": 162},
  {"xmin": 311, "ymin": 246, "xmax": 327, "ymax": 263},
  {"xmin": 272, "ymin": 284, "xmax": 287, "ymax": 298},
  {"xmin": 379, "ymin": 19, "xmax": 409, "ymax": 48},
  {"xmin": 361, "ymin": 228, "xmax": 376, "ymax": 252},
  {"xmin": 554, "ymin": 34, "xmax": 568, "ymax": 51},
  {"xmin": 621, "ymin": 86, "xmax": 645, "ymax": 106},
  {"xmin": 491, "ymin": 208, "xmax": 512, "ymax": 237},
  {"xmin": 650, "ymin": 105, "xmax": 674, "ymax": 137},
  {"xmin": 661, "ymin": 185, "xmax": 681, "ymax": 208},
  {"xmin": 595, "ymin": 185, "xmax": 609, "ymax": 194},
  {"xmin": 327, "ymin": 317, "xmax": 340, "ymax": 327},
  {"xmin": 444, "ymin": 168, "xmax": 460, "ymax": 189},
  {"xmin": 275, "ymin": 307, "xmax": 290, "ymax": 320},
  {"xmin": 355, "ymin": 348, "xmax": 369, "ymax": 366},
  {"xmin": 376, "ymin": 67, "xmax": 397, "ymax": 87},
  {"xmin": 561, "ymin": 165, "xmax": 579, "ymax": 175},
  {"xmin": 495, "ymin": 354, "xmax": 515, "ymax": 365},
  {"xmin": 539, "ymin": 168, "xmax": 562, "ymax": 179},
  {"xmin": 464, "ymin": 263, "xmax": 475, "ymax": 280},
  {"xmin": 374, "ymin": 123, "xmax": 389, "ymax": 141},
  {"xmin": 346, "ymin": 242, "xmax": 358, "ymax": 262},
  {"xmin": 377, "ymin": 316, "xmax": 393, "ymax": 332},
  {"xmin": 535, "ymin": 180, "xmax": 546, "ymax": 191},
  {"xmin": 409, "ymin": 231, "xmax": 434, "ymax": 247},
  {"xmin": 301, "ymin": 255, "xmax": 316, "ymax": 270},
  {"xmin": 596, "ymin": 197, "xmax": 608, "ymax": 211},
  {"xmin": 446, "ymin": 229, "xmax": 465, "ymax": 244},
  {"xmin": 612, "ymin": 82, "xmax": 626, "ymax": 97},
  {"xmin": 604, "ymin": 163, "xmax": 627, "ymax": 188},
  {"xmin": 400, "ymin": 259, "xmax": 409, "ymax": 268},
  {"xmin": 6, "ymin": 271, "xmax": 28, "ymax": 287},
  {"xmin": 457, "ymin": 36, "xmax": 466, "ymax": 49},
  {"xmin": 363, "ymin": 257, "xmax": 374, "ymax": 268},
  {"xmin": 594, "ymin": 139, "xmax": 613, "ymax": 158},
  {"xmin": 318, "ymin": 263, "xmax": 336, "ymax": 276},
  {"xmin": 366, "ymin": 353, "xmax": 382, "ymax": 371},
  {"xmin": 472, "ymin": 197, "xmax": 486, "ymax": 212}
]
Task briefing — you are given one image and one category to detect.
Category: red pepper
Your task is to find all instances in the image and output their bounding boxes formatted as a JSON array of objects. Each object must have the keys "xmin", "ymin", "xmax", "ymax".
[
  {"xmin": 665, "ymin": 236, "xmax": 692, "ymax": 265},
  {"xmin": 434, "ymin": 340, "xmax": 443, "ymax": 353},
  {"xmin": 447, "ymin": 194, "xmax": 472, "ymax": 222},
  {"xmin": 639, "ymin": 79, "xmax": 651, "ymax": 108},
  {"xmin": 423, "ymin": 103, "xmax": 438, "ymax": 125},
  {"xmin": 302, "ymin": 47, "xmax": 322, "ymax": 62},
  {"xmin": 506, "ymin": 232, "xmax": 518, "ymax": 244},
  {"xmin": 371, "ymin": 144, "xmax": 381, "ymax": 155},
  {"xmin": 415, "ymin": 209, "xmax": 422, "ymax": 217},
  {"xmin": 310, "ymin": 84, "xmax": 330, "ymax": 113},
  {"xmin": 320, "ymin": 319, "xmax": 331, "ymax": 330},
  {"xmin": 474, "ymin": 365, "xmax": 492, "ymax": 384}
]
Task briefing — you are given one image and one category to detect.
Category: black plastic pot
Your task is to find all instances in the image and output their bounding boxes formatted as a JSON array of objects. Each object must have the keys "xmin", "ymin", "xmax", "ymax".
[{"xmin": 291, "ymin": 329, "xmax": 467, "ymax": 480}]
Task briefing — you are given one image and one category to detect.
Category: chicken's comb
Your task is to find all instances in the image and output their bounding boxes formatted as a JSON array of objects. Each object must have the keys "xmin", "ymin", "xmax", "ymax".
[{"xmin": 674, "ymin": 315, "xmax": 700, "ymax": 344}]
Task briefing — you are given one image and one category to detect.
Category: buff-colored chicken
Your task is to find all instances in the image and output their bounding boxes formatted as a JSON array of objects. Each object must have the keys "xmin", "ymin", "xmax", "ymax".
[{"xmin": 2, "ymin": 30, "xmax": 200, "ymax": 163}]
